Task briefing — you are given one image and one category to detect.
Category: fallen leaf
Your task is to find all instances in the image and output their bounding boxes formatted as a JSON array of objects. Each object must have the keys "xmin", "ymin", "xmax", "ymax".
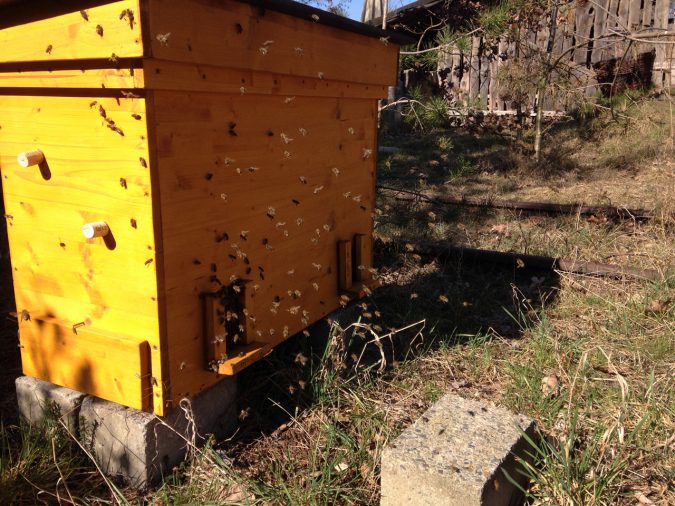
[
  {"xmin": 541, "ymin": 375, "xmax": 560, "ymax": 397},
  {"xmin": 334, "ymin": 462, "xmax": 349, "ymax": 473}
]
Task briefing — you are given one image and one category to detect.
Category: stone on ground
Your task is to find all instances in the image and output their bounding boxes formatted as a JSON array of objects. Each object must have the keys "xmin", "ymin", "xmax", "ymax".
[{"xmin": 380, "ymin": 393, "xmax": 535, "ymax": 506}]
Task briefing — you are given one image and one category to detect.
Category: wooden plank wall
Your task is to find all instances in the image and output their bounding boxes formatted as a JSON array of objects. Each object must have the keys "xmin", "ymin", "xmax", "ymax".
[{"xmin": 436, "ymin": 0, "xmax": 674, "ymax": 113}]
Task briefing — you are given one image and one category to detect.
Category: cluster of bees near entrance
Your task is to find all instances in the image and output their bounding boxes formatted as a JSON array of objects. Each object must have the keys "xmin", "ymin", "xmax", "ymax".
[{"xmin": 0, "ymin": 0, "xmax": 406, "ymax": 416}]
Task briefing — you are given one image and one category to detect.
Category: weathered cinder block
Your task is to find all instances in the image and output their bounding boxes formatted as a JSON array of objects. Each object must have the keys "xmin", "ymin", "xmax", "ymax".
[
  {"xmin": 15, "ymin": 376, "xmax": 85, "ymax": 435},
  {"xmin": 78, "ymin": 376, "xmax": 237, "ymax": 488},
  {"xmin": 380, "ymin": 393, "xmax": 535, "ymax": 506}
]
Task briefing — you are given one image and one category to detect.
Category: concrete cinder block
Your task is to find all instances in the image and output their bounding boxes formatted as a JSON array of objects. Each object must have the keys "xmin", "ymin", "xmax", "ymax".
[
  {"xmin": 79, "ymin": 376, "xmax": 237, "ymax": 488},
  {"xmin": 381, "ymin": 393, "xmax": 535, "ymax": 506},
  {"xmin": 15, "ymin": 376, "xmax": 85, "ymax": 435}
]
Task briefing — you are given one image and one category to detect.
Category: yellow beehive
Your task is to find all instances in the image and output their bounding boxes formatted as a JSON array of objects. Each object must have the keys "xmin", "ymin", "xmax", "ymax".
[{"xmin": 0, "ymin": 0, "xmax": 403, "ymax": 415}]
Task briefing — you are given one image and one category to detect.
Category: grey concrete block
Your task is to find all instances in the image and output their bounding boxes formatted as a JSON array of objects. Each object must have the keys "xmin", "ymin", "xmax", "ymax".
[
  {"xmin": 381, "ymin": 393, "xmax": 535, "ymax": 506},
  {"xmin": 15, "ymin": 376, "xmax": 85, "ymax": 435},
  {"xmin": 79, "ymin": 377, "xmax": 237, "ymax": 488}
]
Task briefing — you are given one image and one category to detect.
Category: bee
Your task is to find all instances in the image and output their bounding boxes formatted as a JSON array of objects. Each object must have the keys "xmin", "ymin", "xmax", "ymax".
[
  {"xmin": 132, "ymin": 113, "xmax": 142, "ymax": 120},
  {"xmin": 313, "ymin": 186, "xmax": 324, "ymax": 194},
  {"xmin": 299, "ymin": 176, "xmax": 307, "ymax": 184},
  {"xmin": 109, "ymin": 53, "xmax": 119, "ymax": 63},
  {"xmin": 312, "ymin": 282, "xmax": 319, "ymax": 291},
  {"xmin": 155, "ymin": 32, "xmax": 171, "ymax": 46},
  {"xmin": 120, "ymin": 8, "xmax": 135, "ymax": 29},
  {"xmin": 267, "ymin": 206, "xmax": 276, "ymax": 219},
  {"xmin": 280, "ymin": 133, "xmax": 294, "ymax": 144},
  {"xmin": 119, "ymin": 177, "xmax": 127, "ymax": 189},
  {"xmin": 45, "ymin": 45, "xmax": 53, "ymax": 54},
  {"xmin": 275, "ymin": 221, "xmax": 286, "ymax": 229},
  {"xmin": 331, "ymin": 167, "xmax": 340, "ymax": 176},
  {"xmin": 294, "ymin": 47, "xmax": 304, "ymax": 56},
  {"xmin": 312, "ymin": 263, "xmax": 322, "ymax": 270},
  {"xmin": 240, "ymin": 86, "xmax": 247, "ymax": 94},
  {"xmin": 80, "ymin": 10, "xmax": 89, "ymax": 21},
  {"xmin": 284, "ymin": 151, "xmax": 292, "ymax": 158},
  {"xmin": 240, "ymin": 230, "xmax": 249, "ymax": 239},
  {"xmin": 284, "ymin": 97, "xmax": 296, "ymax": 104},
  {"xmin": 220, "ymin": 193, "xmax": 228, "ymax": 201},
  {"xmin": 296, "ymin": 218, "xmax": 303, "ymax": 226},
  {"xmin": 299, "ymin": 128, "xmax": 308, "ymax": 136},
  {"xmin": 348, "ymin": 127, "xmax": 355, "ymax": 135},
  {"xmin": 311, "ymin": 14, "xmax": 320, "ymax": 21},
  {"xmin": 362, "ymin": 148, "xmax": 373, "ymax": 159},
  {"xmin": 96, "ymin": 25, "xmax": 104, "ymax": 37},
  {"xmin": 317, "ymin": 71, "xmax": 325, "ymax": 80},
  {"xmin": 380, "ymin": 36, "xmax": 390, "ymax": 45}
]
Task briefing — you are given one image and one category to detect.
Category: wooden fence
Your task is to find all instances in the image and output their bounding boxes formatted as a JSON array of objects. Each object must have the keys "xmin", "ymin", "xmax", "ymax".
[{"xmin": 433, "ymin": 0, "xmax": 675, "ymax": 113}]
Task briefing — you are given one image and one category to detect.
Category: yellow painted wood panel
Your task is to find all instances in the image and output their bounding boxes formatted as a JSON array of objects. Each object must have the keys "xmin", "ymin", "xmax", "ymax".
[
  {"xmin": 147, "ymin": 0, "xmax": 399, "ymax": 87},
  {"xmin": 0, "ymin": 93, "xmax": 166, "ymax": 414},
  {"xmin": 0, "ymin": 68, "xmax": 141, "ymax": 89},
  {"xmin": 0, "ymin": 0, "xmax": 143, "ymax": 63},
  {"xmin": 19, "ymin": 317, "xmax": 152, "ymax": 411},
  {"xmin": 142, "ymin": 59, "xmax": 388, "ymax": 98},
  {"xmin": 151, "ymin": 90, "xmax": 377, "ymax": 403}
]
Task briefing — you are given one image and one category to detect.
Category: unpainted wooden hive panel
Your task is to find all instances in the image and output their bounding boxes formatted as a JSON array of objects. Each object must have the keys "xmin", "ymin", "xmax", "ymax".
[{"xmin": 0, "ymin": 0, "xmax": 402, "ymax": 415}]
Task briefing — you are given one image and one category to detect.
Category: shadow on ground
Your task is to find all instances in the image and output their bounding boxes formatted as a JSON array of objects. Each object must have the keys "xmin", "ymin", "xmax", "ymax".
[{"xmin": 230, "ymin": 235, "xmax": 560, "ymax": 457}]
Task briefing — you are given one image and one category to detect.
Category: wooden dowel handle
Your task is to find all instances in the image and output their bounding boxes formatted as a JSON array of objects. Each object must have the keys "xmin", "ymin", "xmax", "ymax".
[
  {"xmin": 82, "ymin": 221, "xmax": 110, "ymax": 239},
  {"xmin": 17, "ymin": 150, "xmax": 44, "ymax": 168}
]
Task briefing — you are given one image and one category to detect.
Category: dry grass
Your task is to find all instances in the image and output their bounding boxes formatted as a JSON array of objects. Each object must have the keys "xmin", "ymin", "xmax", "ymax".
[{"xmin": 1, "ymin": 97, "xmax": 673, "ymax": 505}]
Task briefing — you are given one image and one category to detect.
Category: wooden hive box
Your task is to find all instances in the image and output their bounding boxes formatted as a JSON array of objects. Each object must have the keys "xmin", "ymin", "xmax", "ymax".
[{"xmin": 0, "ymin": 0, "xmax": 404, "ymax": 415}]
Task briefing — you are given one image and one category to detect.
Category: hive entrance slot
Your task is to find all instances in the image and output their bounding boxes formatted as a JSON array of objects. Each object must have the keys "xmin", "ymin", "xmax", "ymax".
[{"xmin": 201, "ymin": 280, "xmax": 253, "ymax": 372}]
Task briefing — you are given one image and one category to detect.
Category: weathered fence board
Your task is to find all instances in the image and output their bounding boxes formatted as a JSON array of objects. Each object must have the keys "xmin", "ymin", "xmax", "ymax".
[{"xmin": 434, "ymin": 0, "xmax": 673, "ymax": 113}]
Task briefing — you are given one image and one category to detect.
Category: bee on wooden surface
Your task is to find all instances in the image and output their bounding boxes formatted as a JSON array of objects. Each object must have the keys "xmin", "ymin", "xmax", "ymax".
[
  {"xmin": 288, "ymin": 306, "xmax": 300, "ymax": 315},
  {"xmin": 275, "ymin": 221, "xmax": 286, "ymax": 229},
  {"xmin": 96, "ymin": 25, "xmax": 104, "ymax": 37},
  {"xmin": 296, "ymin": 218, "xmax": 304, "ymax": 226},
  {"xmin": 220, "ymin": 193, "xmax": 228, "ymax": 201},
  {"xmin": 317, "ymin": 71, "xmax": 324, "ymax": 80},
  {"xmin": 120, "ymin": 8, "xmax": 135, "ymax": 29},
  {"xmin": 312, "ymin": 282, "xmax": 319, "ymax": 291},
  {"xmin": 45, "ymin": 45, "xmax": 53, "ymax": 54},
  {"xmin": 294, "ymin": 47, "xmax": 304, "ymax": 56},
  {"xmin": 287, "ymin": 269, "xmax": 295, "ymax": 276},
  {"xmin": 380, "ymin": 36, "xmax": 390, "ymax": 45},
  {"xmin": 280, "ymin": 133, "xmax": 294, "ymax": 144},
  {"xmin": 348, "ymin": 127, "xmax": 355, "ymax": 135},
  {"xmin": 362, "ymin": 148, "xmax": 372, "ymax": 159},
  {"xmin": 298, "ymin": 127, "xmax": 308, "ymax": 136},
  {"xmin": 284, "ymin": 151, "xmax": 292, "ymax": 159},
  {"xmin": 109, "ymin": 53, "xmax": 119, "ymax": 63},
  {"xmin": 121, "ymin": 90, "xmax": 140, "ymax": 98},
  {"xmin": 132, "ymin": 113, "xmax": 142, "ymax": 120},
  {"xmin": 239, "ymin": 230, "xmax": 248, "ymax": 240},
  {"xmin": 156, "ymin": 32, "xmax": 171, "ymax": 46},
  {"xmin": 313, "ymin": 186, "xmax": 324, "ymax": 194},
  {"xmin": 267, "ymin": 206, "xmax": 276, "ymax": 219},
  {"xmin": 311, "ymin": 14, "xmax": 320, "ymax": 21},
  {"xmin": 331, "ymin": 167, "xmax": 340, "ymax": 177},
  {"xmin": 284, "ymin": 97, "xmax": 296, "ymax": 104},
  {"xmin": 312, "ymin": 263, "xmax": 321, "ymax": 270},
  {"xmin": 299, "ymin": 176, "xmax": 307, "ymax": 184},
  {"xmin": 80, "ymin": 10, "xmax": 89, "ymax": 20},
  {"xmin": 240, "ymin": 86, "xmax": 247, "ymax": 94}
]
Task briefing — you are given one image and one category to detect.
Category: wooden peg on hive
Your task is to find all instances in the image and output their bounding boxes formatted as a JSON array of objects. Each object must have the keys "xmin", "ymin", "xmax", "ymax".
[
  {"xmin": 82, "ymin": 221, "xmax": 110, "ymax": 239},
  {"xmin": 17, "ymin": 150, "xmax": 44, "ymax": 168}
]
